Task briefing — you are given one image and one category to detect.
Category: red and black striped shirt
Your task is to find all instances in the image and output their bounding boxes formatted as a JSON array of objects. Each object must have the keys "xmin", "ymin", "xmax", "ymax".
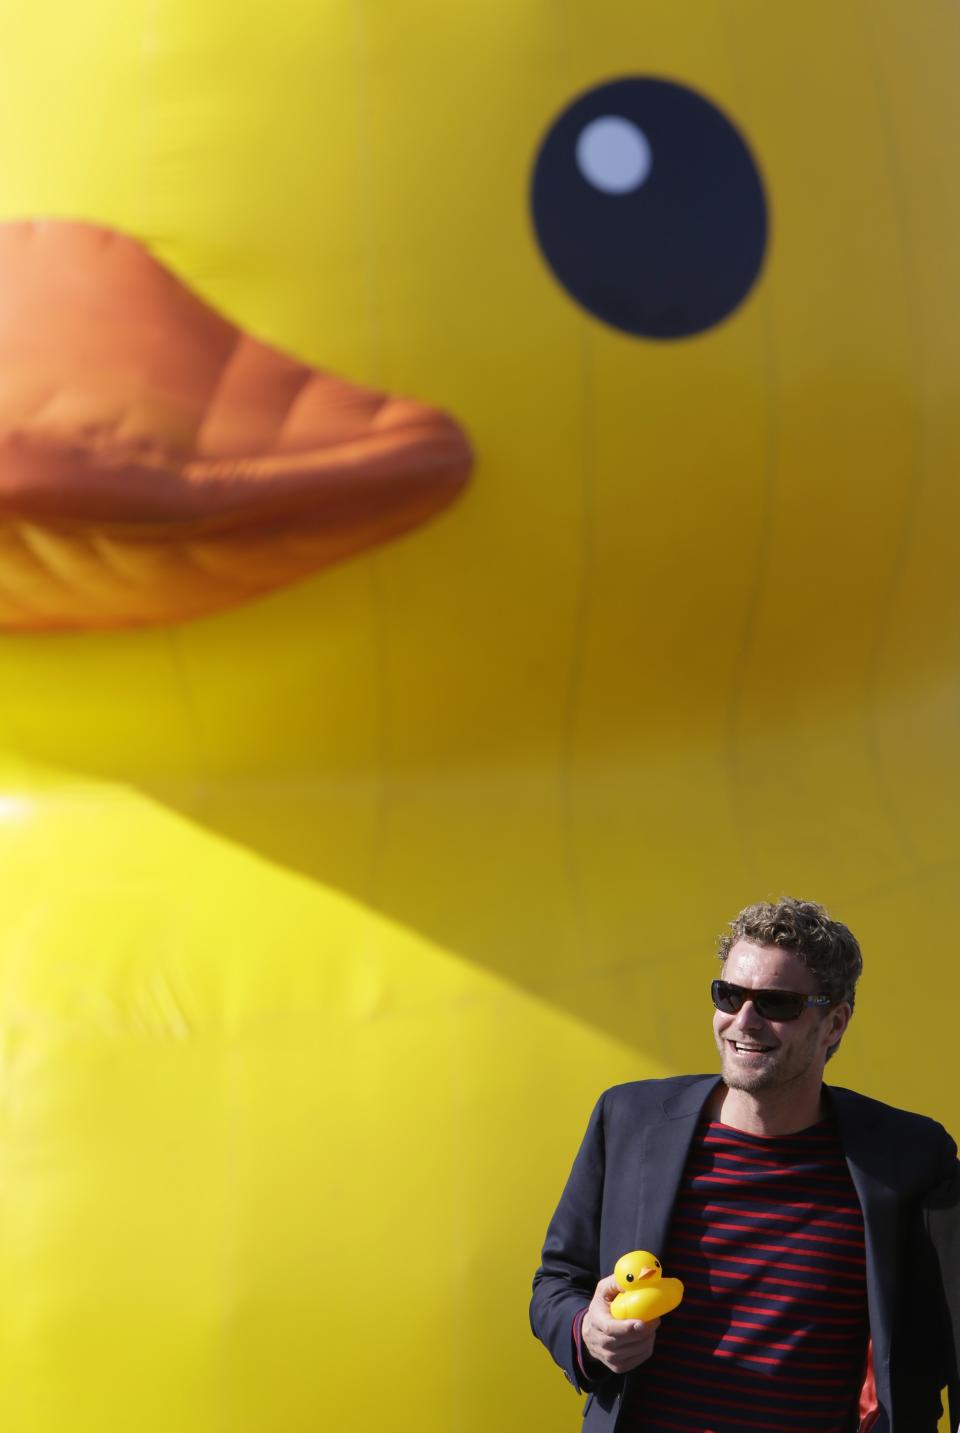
[{"xmin": 627, "ymin": 1117, "xmax": 869, "ymax": 1433}]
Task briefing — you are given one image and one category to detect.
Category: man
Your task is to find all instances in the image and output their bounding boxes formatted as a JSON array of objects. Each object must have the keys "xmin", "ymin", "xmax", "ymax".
[{"xmin": 530, "ymin": 898, "xmax": 958, "ymax": 1433}]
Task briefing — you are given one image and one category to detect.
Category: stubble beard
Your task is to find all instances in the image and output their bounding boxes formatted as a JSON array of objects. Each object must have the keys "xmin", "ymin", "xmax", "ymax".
[{"xmin": 720, "ymin": 1053, "xmax": 779, "ymax": 1092}]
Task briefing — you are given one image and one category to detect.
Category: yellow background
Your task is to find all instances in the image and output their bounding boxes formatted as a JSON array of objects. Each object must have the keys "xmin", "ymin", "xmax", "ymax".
[{"xmin": 0, "ymin": 1, "xmax": 957, "ymax": 1428}]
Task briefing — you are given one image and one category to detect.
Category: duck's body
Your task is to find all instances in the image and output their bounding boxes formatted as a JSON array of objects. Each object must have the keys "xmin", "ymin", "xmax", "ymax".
[
  {"xmin": 0, "ymin": 5, "xmax": 958, "ymax": 1433},
  {"xmin": 612, "ymin": 1284, "xmax": 685, "ymax": 1322}
]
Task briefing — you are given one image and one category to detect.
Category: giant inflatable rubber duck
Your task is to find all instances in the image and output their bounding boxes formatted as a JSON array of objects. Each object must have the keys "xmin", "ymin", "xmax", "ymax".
[{"xmin": 0, "ymin": 5, "xmax": 957, "ymax": 1432}]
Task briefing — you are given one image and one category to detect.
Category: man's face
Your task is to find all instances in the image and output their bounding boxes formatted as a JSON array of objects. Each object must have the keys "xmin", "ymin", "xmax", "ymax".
[{"xmin": 713, "ymin": 939, "xmax": 849, "ymax": 1096}]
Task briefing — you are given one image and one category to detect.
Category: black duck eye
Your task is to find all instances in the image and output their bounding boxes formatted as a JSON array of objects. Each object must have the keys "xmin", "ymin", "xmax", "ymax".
[
  {"xmin": 530, "ymin": 76, "xmax": 768, "ymax": 339},
  {"xmin": 626, "ymin": 1273, "xmax": 635, "ymax": 1282}
]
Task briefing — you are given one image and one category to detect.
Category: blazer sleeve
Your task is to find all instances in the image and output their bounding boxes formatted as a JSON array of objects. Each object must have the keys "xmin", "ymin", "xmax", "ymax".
[
  {"xmin": 529, "ymin": 1092, "xmax": 612, "ymax": 1393},
  {"xmin": 893, "ymin": 1124, "xmax": 959, "ymax": 1432},
  {"xmin": 920, "ymin": 1157, "xmax": 960, "ymax": 1433}
]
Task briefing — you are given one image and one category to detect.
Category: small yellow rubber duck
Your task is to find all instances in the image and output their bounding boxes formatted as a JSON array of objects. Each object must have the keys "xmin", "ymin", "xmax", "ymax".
[{"xmin": 610, "ymin": 1250, "xmax": 684, "ymax": 1322}]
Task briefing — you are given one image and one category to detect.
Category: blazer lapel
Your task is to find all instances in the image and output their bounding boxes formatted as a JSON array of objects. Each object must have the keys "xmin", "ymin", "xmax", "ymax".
[
  {"xmin": 828, "ymin": 1086, "xmax": 898, "ymax": 1423},
  {"xmin": 634, "ymin": 1075, "xmax": 719, "ymax": 1255}
]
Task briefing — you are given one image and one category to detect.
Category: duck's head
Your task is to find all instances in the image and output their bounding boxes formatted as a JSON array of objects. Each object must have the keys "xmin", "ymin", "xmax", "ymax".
[
  {"xmin": 0, "ymin": 2, "xmax": 955, "ymax": 1017},
  {"xmin": 0, "ymin": 0, "xmax": 956, "ymax": 1019},
  {"xmin": 614, "ymin": 1251, "xmax": 663, "ymax": 1290}
]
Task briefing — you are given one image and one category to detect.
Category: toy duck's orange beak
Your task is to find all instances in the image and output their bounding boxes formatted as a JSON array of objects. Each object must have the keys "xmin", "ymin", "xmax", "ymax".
[{"xmin": 0, "ymin": 221, "xmax": 472, "ymax": 631}]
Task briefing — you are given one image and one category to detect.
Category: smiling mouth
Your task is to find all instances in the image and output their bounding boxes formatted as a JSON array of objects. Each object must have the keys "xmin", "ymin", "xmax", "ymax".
[
  {"xmin": 730, "ymin": 1042, "xmax": 776, "ymax": 1055},
  {"xmin": 0, "ymin": 220, "xmax": 473, "ymax": 631}
]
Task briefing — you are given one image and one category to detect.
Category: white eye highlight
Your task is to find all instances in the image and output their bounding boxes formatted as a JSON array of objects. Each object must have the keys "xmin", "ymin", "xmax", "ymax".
[{"xmin": 575, "ymin": 116, "xmax": 653, "ymax": 195}]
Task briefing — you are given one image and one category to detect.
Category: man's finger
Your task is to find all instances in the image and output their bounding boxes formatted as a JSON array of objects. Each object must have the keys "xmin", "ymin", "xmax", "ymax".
[
  {"xmin": 593, "ymin": 1318, "xmax": 659, "ymax": 1349},
  {"xmin": 591, "ymin": 1303, "xmax": 662, "ymax": 1336}
]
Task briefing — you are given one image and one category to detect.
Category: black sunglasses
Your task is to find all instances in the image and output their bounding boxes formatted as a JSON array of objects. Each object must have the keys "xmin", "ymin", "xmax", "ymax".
[{"xmin": 711, "ymin": 978, "xmax": 832, "ymax": 1023}]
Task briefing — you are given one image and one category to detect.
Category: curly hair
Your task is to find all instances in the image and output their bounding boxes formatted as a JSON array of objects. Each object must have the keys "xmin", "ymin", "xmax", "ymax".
[{"xmin": 717, "ymin": 897, "xmax": 862, "ymax": 1012}]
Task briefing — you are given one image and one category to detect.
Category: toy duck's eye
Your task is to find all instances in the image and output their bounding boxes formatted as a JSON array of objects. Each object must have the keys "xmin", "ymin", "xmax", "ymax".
[
  {"xmin": 626, "ymin": 1273, "xmax": 635, "ymax": 1282},
  {"xmin": 655, "ymin": 1260, "xmax": 661, "ymax": 1268},
  {"xmin": 530, "ymin": 76, "xmax": 768, "ymax": 339}
]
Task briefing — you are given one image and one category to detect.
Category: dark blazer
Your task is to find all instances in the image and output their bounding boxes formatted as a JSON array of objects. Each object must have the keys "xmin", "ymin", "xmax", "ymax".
[{"xmin": 530, "ymin": 1075, "xmax": 958, "ymax": 1433}]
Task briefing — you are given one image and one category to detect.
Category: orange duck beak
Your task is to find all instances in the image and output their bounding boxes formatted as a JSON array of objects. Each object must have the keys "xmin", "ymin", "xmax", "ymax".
[{"xmin": 0, "ymin": 221, "xmax": 472, "ymax": 631}]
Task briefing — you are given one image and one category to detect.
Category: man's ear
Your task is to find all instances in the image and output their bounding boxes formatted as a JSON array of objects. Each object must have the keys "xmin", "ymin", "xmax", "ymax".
[{"xmin": 825, "ymin": 1001, "xmax": 852, "ymax": 1049}]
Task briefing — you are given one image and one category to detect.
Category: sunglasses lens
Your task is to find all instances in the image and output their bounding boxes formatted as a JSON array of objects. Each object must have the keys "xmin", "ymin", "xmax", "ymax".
[
  {"xmin": 712, "ymin": 980, "xmax": 741, "ymax": 1013},
  {"xmin": 755, "ymin": 992, "xmax": 805, "ymax": 1021}
]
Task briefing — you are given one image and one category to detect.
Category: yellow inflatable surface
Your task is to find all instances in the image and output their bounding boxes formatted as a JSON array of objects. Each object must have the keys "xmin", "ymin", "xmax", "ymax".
[{"xmin": 0, "ymin": 3, "xmax": 958, "ymax": 1430}]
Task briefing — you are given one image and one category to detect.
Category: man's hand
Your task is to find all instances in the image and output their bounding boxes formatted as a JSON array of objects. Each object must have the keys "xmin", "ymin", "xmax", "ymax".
[{"xmin": 581, "ymin": 1274, "xmax": 661, "ymax": 1375}]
